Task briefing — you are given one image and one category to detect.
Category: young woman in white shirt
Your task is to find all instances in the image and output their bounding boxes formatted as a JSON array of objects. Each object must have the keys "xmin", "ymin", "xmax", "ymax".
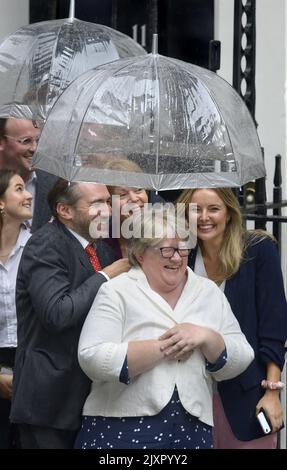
[{"xmin": 0, "ymin": 169, "xmax": 32, "ymax": 448}]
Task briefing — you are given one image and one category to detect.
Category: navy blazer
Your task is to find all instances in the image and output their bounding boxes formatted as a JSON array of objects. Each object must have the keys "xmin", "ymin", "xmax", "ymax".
[
  {"xmin": 189, "ymin": 237, "xmax": 287, "ymax": 441},
  {"xmin": 11, "ymin": 219, "xmax": 116, "ymax": 431}
]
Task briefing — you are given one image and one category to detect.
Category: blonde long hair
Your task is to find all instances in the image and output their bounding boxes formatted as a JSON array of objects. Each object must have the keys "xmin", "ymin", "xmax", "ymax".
[{"xmin": 177, "ymin": 188, "xmax": 274, "ymax": 282}]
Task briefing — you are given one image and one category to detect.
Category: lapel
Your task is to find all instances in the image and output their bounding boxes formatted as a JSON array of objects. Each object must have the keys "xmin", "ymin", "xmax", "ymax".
[
  {"xmin": 188, "ymin": 245, "xmax": 198, "ymax": 270},
  {"xmin": 130, "ymin": 268, "xmax": 178, "ymax": 325},
  {"xmin": 32, "ymin": 170, "xmax": 57, "ymax": 232},
  {"xmin": 95, "ymin": 239, "xmax": 115, "ymax": 268},
  {"xmin": 128, "ymin": 266, "xmax": 204, "ymax": 325},
  {"xmin": 224, "ymin": 269, "xmax": 238, "ymax": 299},
  {"xmin": 54, "ymin": 220, "xmax": 94, "ymax": 274},
  {"xmin": 55, "ymin": 221, "xmax": 116, "ymax": 273},
  {"xmin": 189, "ymin": 243, "xmax": 236, "ymax": 298}
]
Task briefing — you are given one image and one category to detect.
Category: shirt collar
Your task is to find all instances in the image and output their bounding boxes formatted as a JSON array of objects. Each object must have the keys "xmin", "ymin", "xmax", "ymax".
[
  {"xmin": 7, "ymin": 225, "xmax": 31, "ymax": 259},
  {"xmin": 67, "ymin": 228, "xmax": 90, "ymax": 249},
  {"xmin": 27, "ymin": 171, "xmax": 37, "ymax": 184},
  {"xmin": 16, "ymin": 225, "xmax": 31, "ymax": 246}
]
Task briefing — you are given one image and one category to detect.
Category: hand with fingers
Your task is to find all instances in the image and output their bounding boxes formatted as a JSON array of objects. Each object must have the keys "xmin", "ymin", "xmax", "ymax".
[
  {"xmin": 256, "ymin": 391, "xmax": 284, "ymax": 433},
  {"xmin": 0, "ymin": 374, "xmax": 13, "ymax": 400},
  {"xmin": 158, "ymin": 323, "xmax": 206, "ymax": 360},
  {"xmin": 159, "ymin": 322, "xmax": 225, "ymax": 364}
]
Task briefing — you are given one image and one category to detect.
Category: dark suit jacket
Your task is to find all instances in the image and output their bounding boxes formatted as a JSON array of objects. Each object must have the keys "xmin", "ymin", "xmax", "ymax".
[
  {"xmin": 189, "ymin": 237, "xmax": 287, "ymax": 441},
  {"xmin": 31, "ymin": 170, "xmax": 58, "ymax": 232},
  {"xmin": 10, "ymin": 219, "xmax": 116, "ymax": 431}
]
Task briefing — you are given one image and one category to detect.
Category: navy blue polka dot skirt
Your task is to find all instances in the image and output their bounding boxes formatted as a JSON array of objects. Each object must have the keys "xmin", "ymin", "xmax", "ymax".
[{"xmin": 74, "ymin": 388, "xmax": 213, "ymax": 449}]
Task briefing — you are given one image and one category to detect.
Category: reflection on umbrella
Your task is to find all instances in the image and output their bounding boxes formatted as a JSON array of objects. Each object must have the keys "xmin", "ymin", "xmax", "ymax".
[
  {"xmin": 32, "ymin": 35, "xmax": 265, "ymax": 190},
  {"xmin": 0, "ymin": 0, "xmax": 145, "ymax": 122}
]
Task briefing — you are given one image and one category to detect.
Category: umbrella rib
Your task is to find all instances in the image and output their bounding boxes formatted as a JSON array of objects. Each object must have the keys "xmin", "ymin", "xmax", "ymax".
[
  {"xmin": 164, "ymin": 55, "xmax": 235, "ymax": 167},
  {"xmin": 34, "ymin": 32, "xmax": 57, "ymax": 92},
  {"xmin": 71, "ymin": 72, "xmax": 110, "ymax": 163},
  {"xmin": 11, "ymin": 31, "xmax": 36, "ymax": 103},
  {"xmin": 153, "ymin": 54, "xmax": 160, "ymax": 176}
]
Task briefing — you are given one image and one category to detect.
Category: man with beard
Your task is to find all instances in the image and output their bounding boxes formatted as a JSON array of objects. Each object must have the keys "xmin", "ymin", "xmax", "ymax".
[
  {"xmin": 10, "ymin": 178, "xmax": 130, "ymax": 449},
  {"xmin": 0, "ymin": 117, "xmax": 57, "ymax": 231}
]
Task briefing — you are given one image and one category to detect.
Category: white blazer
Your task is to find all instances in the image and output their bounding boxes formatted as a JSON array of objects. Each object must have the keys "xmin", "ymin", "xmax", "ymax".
[{"xmin": 78, "ymin": 267, "xmax": 254, "ymax": 426}]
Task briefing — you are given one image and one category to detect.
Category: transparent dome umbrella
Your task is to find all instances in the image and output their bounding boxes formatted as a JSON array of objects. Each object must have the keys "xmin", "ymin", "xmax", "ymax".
[
  {"xmin": 32, "ymin": 35, "xmax": 265, "ymax": 190},
  {"xmin": 0, "ymin": 0, "xmax": 146, "ymax": 122}
]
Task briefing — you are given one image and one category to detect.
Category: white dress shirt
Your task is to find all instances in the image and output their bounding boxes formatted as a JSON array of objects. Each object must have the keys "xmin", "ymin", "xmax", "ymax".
[
  {"xmin": 194, "ymin": 247, "xmax": 225, "ymax": 393},
  {"xmin": 194, "ymin": 246, "xmax": 226, "ymax": 291},
  {"xmin": 0, "ymin": 226, "xmax": 31, "ymax": 347},
  {"xmin": 25, "ymin": 171, "xmax": 37, "ymax": 227}
]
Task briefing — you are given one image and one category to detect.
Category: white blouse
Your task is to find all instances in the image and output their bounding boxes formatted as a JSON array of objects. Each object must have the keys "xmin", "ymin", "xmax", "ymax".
[
  {"xmin": 0, "ymin": 227, "xmax": 31, "ymax": 347},
  {"xmin": 194, "ymin": 246, "xmax": 226, "ymax": 292}
]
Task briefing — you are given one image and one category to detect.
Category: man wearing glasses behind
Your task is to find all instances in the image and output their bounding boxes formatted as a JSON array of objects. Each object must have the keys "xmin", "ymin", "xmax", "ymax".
[{"xmin": 0, "ymin": 117, "xmax": 57, "ymax": 231}]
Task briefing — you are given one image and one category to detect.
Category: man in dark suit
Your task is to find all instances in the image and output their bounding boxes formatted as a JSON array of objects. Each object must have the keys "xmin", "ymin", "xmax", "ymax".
[
  {"xmin": 10, "ymin": 178, "xmax": 130, "ymax": 449},
  {"xmin": 0, "ymin": 117, "xmax": 57, "ymax": 231}
]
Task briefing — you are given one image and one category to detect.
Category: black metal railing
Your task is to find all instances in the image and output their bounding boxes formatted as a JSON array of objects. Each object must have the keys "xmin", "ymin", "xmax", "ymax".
[
  {"xmin": 241, "ymin": 154, "xmax": 286, "ymax": 451},
  {"xmin": 241, "ymin": 155, "xmax": 287, "ymax": 258},
  {"xmin": 233, "ymin": 2, "xmax": 286, "ymax": 254},
  {"xmin": 233, "ymin": 0, "xmax": 256, "ymax": 118}
]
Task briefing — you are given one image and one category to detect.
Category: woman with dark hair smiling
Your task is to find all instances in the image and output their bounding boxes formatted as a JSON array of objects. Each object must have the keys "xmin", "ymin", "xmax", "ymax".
[{"xmin": 0, "ymin": 169, "xmax": 32, "ymax": 448}]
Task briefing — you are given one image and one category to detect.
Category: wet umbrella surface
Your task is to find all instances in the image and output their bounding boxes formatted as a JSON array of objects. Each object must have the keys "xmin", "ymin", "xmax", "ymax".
[
  {"xmin": 0, "ymin": 1, "xmax": 145, "ymax": 122},
  {"xmin": 32, "ymin": 36, "xmax": 265, "ymax": 190}
]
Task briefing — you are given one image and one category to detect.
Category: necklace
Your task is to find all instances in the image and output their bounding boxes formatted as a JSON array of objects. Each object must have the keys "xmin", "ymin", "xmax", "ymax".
[{"xmin": 0, "ymin": 251, "xmax": 11, "ymax": 257}]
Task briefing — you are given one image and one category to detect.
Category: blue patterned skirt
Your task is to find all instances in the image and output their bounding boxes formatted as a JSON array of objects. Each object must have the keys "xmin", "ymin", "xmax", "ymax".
[{"xmin": 74, "ymin": 388, "xmax": 213, "ymax": 450}]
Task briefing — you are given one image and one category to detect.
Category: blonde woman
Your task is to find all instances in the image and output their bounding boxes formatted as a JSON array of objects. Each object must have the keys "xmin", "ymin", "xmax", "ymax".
[{"xmin": 177, "ymin": 188, "xmax": 287, "ymax": 449}]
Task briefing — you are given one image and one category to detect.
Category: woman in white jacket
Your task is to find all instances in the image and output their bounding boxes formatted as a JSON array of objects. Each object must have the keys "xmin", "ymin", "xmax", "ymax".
[{"xmin": 75, "ymin": 209, "xmax": 254, "ymax": 449}]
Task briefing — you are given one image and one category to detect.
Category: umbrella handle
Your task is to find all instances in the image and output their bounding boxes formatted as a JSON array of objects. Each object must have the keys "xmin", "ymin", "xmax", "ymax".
[{"xmin": 69, "ymin": 0, "xmax": 75, "ymax": 20}]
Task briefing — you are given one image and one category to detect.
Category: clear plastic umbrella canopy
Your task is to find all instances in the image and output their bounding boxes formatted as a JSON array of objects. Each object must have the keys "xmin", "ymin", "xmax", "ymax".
[
  {"xmin": 32, "ymin": 36, "xmax": 265, "ymax": 190},
  {"xmin": 0, "ymin": 1, "xmax": 145, "ymax": 122}
]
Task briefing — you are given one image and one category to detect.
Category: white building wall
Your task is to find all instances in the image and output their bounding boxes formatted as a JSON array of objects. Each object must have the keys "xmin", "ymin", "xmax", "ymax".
[
  {"xmin": 0, "ymin": 0, "xmax": 29, "ymax": 42},
  {"xmin": 215, "ymin": 0, "xmax": 286, "ymax": 201},
  {"xmin": 214, "ymin": 0, "xmax": 234, "ymax": 85},
  {"xmin": 257, "ymin": 0, "xmax": 286, "ymax": 204}
]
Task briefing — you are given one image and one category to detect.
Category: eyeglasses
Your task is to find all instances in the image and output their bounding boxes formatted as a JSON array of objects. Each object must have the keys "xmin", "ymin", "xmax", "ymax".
[
  {"xmin": 153, "ymin": 246, "xmax": 191, "ymax": 259},
  {"xmin": 4, "ymin": 135, "xmax": 40, "ymax": 146}
]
